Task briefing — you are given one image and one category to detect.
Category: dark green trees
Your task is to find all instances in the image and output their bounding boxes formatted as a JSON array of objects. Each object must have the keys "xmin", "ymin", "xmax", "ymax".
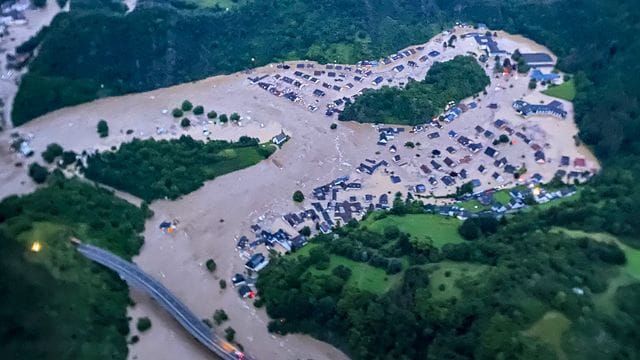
[{"xmin": 97, "ymin": 119, "xmax": 109, "ymax": 137}]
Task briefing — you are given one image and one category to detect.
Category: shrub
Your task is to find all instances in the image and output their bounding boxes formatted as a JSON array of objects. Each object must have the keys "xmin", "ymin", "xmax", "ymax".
[
  {"xmin": 293, "ymin": 190, "xmax": 304, "ymax": 202},
  {"xmin": 42, "ymin": 143, "xmax": 63, "ymax": 163},
  {"xmin": 528, "ymin": 79, "xmax": 537, "ymax": 90},
  {"xmin": 181, "ymin": 100, "xmax": 193, "ymax": 111},
  {"xmin": 213, "ymin": 309, "xmax": 229, "ymax": 325},
  {"xmin": 136, "ymin": 317, "xmax": 152, "ymax": 332},
  {"xmin": 97, "ymin": 119, "xmax": 109, "ymax": 138},
  {"xmin": 219, "ymin": 114, "xmax": 228, "ymax": 123},
  {"xmin": 330, "ymin": 123, "xmax": 337, "ymax": 130},
  {"xmin": 300, "ymin": 226, "xmax": 311, "ymax": 237},
  {"xmin": 207, "ymin": 111, "xmax": 217, "ymax": 119},
  {"xmin": 129, "ymin": 335, "xmax": 139, "ymax": 344},
  {"xmin": 180, "ymin": 118, "xmax": 191, "ymax": 128},
  {"xmin": 206, "ymin": 259, "xmax": 216, "ymax": 272},
  {"xmin": 224, "ymin": 327, "xmax": 236, "ymax": 342},
  {"xmin": 31, "ymin": 0, "xmax": 46, "ymax": 8},
  {"xmin": 498, "ymin": 134, "xmax": 510, "ymax": 143},
  {"xmin": 193, "ymin": 105, "xmax": 204, "ymax": 115},
  {"xmin": 219, "ymin": 279, "xmax": 227, "ymax": 289},
  {"xmin": 60, "ymin": 151, "xmax": 77, "ymax": 167},
  {"xmin": 28, "ymin": 162, "xmax": 49, "ymax": 184},
  {"xmin": 404, "ymin": 141, "xmax": 415, "ymax": 148},
  {"xmin": 172, "ymin": 108, "xmax": 183, "ymax": 118},
  {"xmin": 230, "ymin": 112, "xmax": 241, "ymax": 122}
]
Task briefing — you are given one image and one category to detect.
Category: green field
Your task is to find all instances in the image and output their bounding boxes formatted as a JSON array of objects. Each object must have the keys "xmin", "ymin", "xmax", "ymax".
[
  {"xmin": 543, "ymin": 79, "xmax": 576, "ymax": 101},
  {"xmin": 365, "ymin": 214, "xmax": 463, "ymax": 248},
  {"xmin": 297, "ymin": 244, "xmax": 402, "ymax": 294},
  {"xmin": 524, "ymin": 311, "xmax": 571, "ymax": 360}
]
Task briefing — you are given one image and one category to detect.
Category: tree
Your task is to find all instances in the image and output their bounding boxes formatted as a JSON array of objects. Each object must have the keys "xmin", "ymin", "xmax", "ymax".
[
  {"xmin": 224, "ymin": 327, "xmax": 236, "ymax": 342},
  {"xmin": 42, "ymin": 143, "xmax": 63, "ymax": 163},
  {"xmin": 330, "ymin": 123, "xmax": 337, "ymax": 130},
  {"xmin": 213, "ymin": 309, "xmax": 229, "ymax": 325},
  {"xmin": 499, "ymin": 134, "xmax": 510, "ymax": 143},
  {"xmin": 457, "ymin": 181, "xmax": 474, "ymax": 196},
  {"xmin": 31, "ymin": 0, "xmax": 46, "ymax": 8},
  {"xmin": 97, "ymin": 119, "xmax": 109, "ymax": 138},
  {"xmin": 230, "ymin": 112, "xmax": 241, "ymax": 122},
  {"xmin": 60, "ymin": 151, "xmax": 77, "ymax": 167},
  {"xmin": 172, "ymin": 108, "xmax": 183, "ymax": 118},
  {"xmin": 219, "ymin": 279, "xmax": 227, "ymax": 289},
  {"xmin": 180, "ymin": 118, "xmax": 191, "ymax": 128},
  {"xmin": 136, "ymin": 317, "xmax": 152, "ymax": 332},
  {"xmin": 181, "ymin": 100, "xmax": 193, "ymax": 111},
  {"xmin": 300, "ymin": 226, "xmax": 311, "ymax": 237},
  {"xmin": 207, "ymin": 111, "xmax": 217, "ymax": 119},
  {"xmin": 528, "ymin": 79, "xmax": 537, "ymax": 90},
  {"xmin": 404, "ymin": 141, "xmax": 415, "ymax": 148},
  {"xmin": 293, "ymin": 190, "xmax": 304, "ymax": 203},
  {"xmin": 206, "ymin": 259, "xmax": 216, "ymax": 272},
  {"xmin": 332, "ymin": 265, "xmax": 352, "ymax": 280},
  {"xmin": 219, "ymin": 114, "xmax": 228, "ymax": 123},
  {"xmin": 193, "ymin": 105, "xmax": 204, "ymax": 115},
  {"xmin": 56, "ymin": 0, "xmax": 68, "ymax": 7},
  {"xmin": 28, "ymin": 162, "xmax": 49, "ymax": 184}
]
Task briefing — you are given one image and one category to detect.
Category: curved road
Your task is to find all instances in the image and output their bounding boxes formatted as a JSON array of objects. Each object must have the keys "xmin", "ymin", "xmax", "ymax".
[{"xmin": 76, "ymin": 242, "xmax": 253, "ymax": 360}]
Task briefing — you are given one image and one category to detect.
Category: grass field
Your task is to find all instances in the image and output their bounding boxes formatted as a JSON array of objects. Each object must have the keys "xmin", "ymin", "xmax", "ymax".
[
  {"xmin": 543, "ymin": 79, "xmax": 576, "ymax": 101},
  {"xmin": 296, "ymin": 244, "xmax": 402, "ymax": 294},
  {"xmin": 524, "ymin": 311, "xmax": 571, "ymax": 360},
  {"xmin": 365, "ymin": 214, "xmax": 464, "ymax": 248}
]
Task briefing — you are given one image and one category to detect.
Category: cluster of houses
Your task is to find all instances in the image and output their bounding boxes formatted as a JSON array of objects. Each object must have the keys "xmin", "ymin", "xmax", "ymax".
[
  {"xmin": 512, "ymin": 99, "xmax": 567, "ymax": 119},
  {"xmin": 425, "ymin": 184, "xmax": 578, "ymax": 220}
]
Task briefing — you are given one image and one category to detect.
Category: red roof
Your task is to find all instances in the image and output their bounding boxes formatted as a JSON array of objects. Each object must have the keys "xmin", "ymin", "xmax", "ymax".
[{"xmin": 574, "ymin": 158, "xmax": 586, "ymax": 167}]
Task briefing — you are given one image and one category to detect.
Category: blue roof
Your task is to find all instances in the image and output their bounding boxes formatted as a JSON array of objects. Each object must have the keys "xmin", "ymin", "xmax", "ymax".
[
  {"xmin": 428, "ymin": 50, "xmax": 440, "ymax": 57},
  {"xmin": 471, "ymin": 179, "xmax": 481, "ymax": 187},
  {"xmin": 531, "ymin": 69, "xmax": 560, "ymax": 82},
  {"xmin": 390, "ymin": 176, "xmax": 401, "ymax": 184}
]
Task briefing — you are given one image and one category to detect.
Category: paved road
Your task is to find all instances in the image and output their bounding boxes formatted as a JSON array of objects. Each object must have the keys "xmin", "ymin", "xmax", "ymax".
[{"xmin": 76, "ymin": 243, "xmax": 253, "ymax": 360}]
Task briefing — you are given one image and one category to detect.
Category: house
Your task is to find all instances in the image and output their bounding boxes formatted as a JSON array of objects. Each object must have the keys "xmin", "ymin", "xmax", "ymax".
[
  {"xmin": 475, "ymin": 125, "xmax": 484, "ymax": 133},
  {"xmin": 420, "ymin": 164, "xmax": 432, "ymax": 174},
  {"xmin": 415, "ymin": 184, "xmax": 427, "ymax": 193},
  {"xmin": 236, "ymin": 236, "xmax": 249, "ymax": 249},
  {"xmin": 393, "ymin": 154, "xmax": 401, "ymax": 162},
  {"xmin": 512, "ymin": 99, "xmax": 567, "ymax": 119},
  {"xmin": 531, "ymin": 173, "xmax": 544, "ymax": 183},
  {"xmin": 560, "ymin": 156, "xmax": 570, "ymax": 166},
  {"xmin": 492, "ymin": 172, "xmax": 504, "ymax": 182},
  {"xmin": 484, "ymin": 147, "xmax": 498, "ymax": 158},
  {"xmin": 431, "ymin": 160, "xmax": 442, "ymax": 170},
  {"xmin": 245, "ymin": 253, "xmax": 269, "ymax": 272},
  {"xmin": 520, "ymin": 53, "xmax": 555, "ymax": 68},
  {"xmin": 444, "ymin": 157, "xmax": 457, "ymax": 168},
  {"xmin": 446, "ymin": 146, "xmax": 457, "ymax": 154},
  {"xmin": 427, "ymin": 132, "xmax": 440, "ymax": 139},
  {"xmin": 471, "ymin": 179, "xmax": 481, "ymax": 188},
  {"xmin": 441, "ymin": 176, "xmax": 455, "ymax": 186},
  {"xmin": 534, "ymin": 150, "xmax": 546, "ymax": 164},
  {"xmin": 468, "ymin": 143, "xmax": 483, "ymax": 153},
  {"xmin": 459, "ymin": 169, "xmax": 468, "ymax": 179},
  {"xmin": 574, "ymin": 158, "xmax": 586, "ymax": 167},
  {"xmin": 494, "ymin": 157, "xmax": 507, "ymax": 168},
  {"xmin": 494, "ymin": 119, "xmax": 506, "ymax": 128},
  {"xmin": 372, "ymin": 76, "xmax": 384, "ymax": 85},
  {"xmin": 390, "ymin": 175, "xmax": 401, "ymax": 183},
  {"xmin": 504, "ymin": 164, "xmax": 516, "ymax": 174},
  {"xmin": 389, "ymin": 145, "xmax": 397, "ymax": 153},
  {"xmin": 428, "ymin": 50, "xmax": 440, "ymax": 57},
  {"xmin": 231, "ymin": 273, "xmax": 246, "ymax": 287},
  {"xmin": 428, "ymin": 177, "xmax": 438, "ymax": 186},
  {"xmin": 379, "ymin": 193, "xmax": 389, "ymax": 208},
  {"xmin": 484, "ymin": 130, "xmax": 494, "ymax": 138},
  {"xmin": 531, "ymin": 69, "xmax": 560, "ymax": 82},
  {"xmin": 393, "ymin": 65, "xmax": 405, "ymax": 72},
  {"xmin": 478, "ymin": 164, "xmax": 487, "ymax": 173},
  {"xmin": 488, "ymin": 103, "xmax": 499, "ymax": 109},
  {"xmin": 272, "ymin": 131, "xmax": 288, "ymax": 145},
  {"xmin": 472, "ymin": 33, "xmax": 505, "ymax": 57},
  {"xmin": 238, "ymin": 285, "xmax": 255, "ymax": 299}
]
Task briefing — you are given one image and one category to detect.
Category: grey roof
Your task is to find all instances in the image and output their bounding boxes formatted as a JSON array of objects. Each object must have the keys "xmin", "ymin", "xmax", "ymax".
[{"xmin": 521, "ymin": 53, "xmax": 554, "ymax": 65}]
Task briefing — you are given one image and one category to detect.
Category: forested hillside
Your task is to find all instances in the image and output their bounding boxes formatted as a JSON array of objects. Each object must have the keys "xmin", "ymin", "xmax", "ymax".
[
  {"xmin": 339, "ymin": 55, "xmax": 489, "ymax": 125},
  {"xmin": 258, "ymin": 203, "xmax": 640, "ymax": 359},
  {"xmin": 0, "ymin": 176, "xmax": 147, "ymax": 359}
]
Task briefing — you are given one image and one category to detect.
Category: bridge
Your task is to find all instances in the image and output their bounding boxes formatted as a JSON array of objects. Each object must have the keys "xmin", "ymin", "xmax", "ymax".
[{"xmin": 75, "ymin": 242, "xmax": 253, "ymax": 360}]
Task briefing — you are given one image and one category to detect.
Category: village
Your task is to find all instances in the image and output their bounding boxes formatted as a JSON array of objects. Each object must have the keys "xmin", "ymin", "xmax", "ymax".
[{"xmin": 0, "ymin": 22, "xmax": 600, "ymax": 360}]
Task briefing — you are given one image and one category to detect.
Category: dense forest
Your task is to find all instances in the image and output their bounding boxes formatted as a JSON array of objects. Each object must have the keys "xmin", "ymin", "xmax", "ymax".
[
  {"xmin": 257, "ymin": 200, "xmax": 640, "ymax": 360},
  {"xmin": 339, "ymin": 56, "xmax": 489, "ymax": 125},
  {"xmin": 83, "ymin": 135, "xmax": 274, "ymax": 201},
  {"xmin": 0, "ymin": 175, "xmax": 147, "ymax": 359}
]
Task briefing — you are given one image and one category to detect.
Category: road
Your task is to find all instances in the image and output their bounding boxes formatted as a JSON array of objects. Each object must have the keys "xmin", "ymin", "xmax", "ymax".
[{"xmin": 76, "ymin": 242, "xmax": 253, "ymax": 360}]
